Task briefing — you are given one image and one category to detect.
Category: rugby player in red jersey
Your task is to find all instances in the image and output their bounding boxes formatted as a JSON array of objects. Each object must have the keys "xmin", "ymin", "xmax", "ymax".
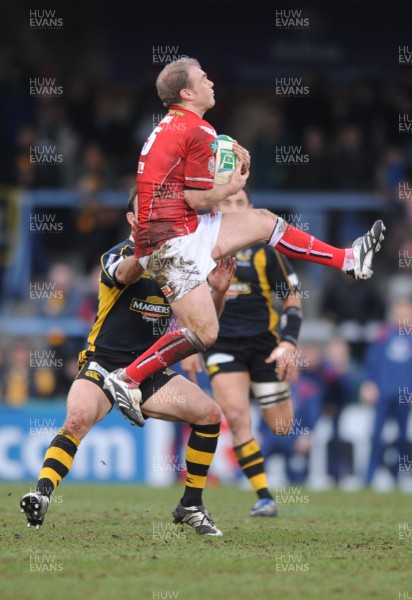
[{"xmin": 104, "ymin": 57, "xmax": 385, "ymax": 424}]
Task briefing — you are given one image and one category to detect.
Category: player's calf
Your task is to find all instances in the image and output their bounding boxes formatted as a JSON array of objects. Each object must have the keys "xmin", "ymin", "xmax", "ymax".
[
  {"xmin": 177, "ymin": 421, "xmax": 221, "ymax": 530},
  {"xmin": 233, "ymin": 438, "xmax": 277, "ymax": 516},
  {"xmin": 114, "ymin": 328, "xmax": 208, "ymax": 391}
]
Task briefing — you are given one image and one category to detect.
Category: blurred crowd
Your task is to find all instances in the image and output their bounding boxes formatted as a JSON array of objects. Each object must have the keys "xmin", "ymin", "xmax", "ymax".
[
  {"xmin": 0, "ymin": 262, "xmax": 100, "ymax": 404},
  {"xmin": 259, "ymin": 297, "xmax": 412, "ymax": 487},
  {"xmin": 1, "ymin": 59, "xmax": 412, "ymax": 195}
]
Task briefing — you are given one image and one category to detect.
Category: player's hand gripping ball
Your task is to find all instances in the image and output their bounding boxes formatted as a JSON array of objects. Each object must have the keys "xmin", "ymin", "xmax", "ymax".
[{"xmin": 213, "ymin": 135, "xmax": 238, "ymax": 184}]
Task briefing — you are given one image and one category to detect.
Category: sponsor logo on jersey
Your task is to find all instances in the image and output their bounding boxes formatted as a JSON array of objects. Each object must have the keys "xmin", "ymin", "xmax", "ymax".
[
  {"xmin": 130, "ymin": 296, "xmax": 172, "ymax": 319},
  {"xmin": 168, "ymin": 109, "xmax": 185, "ymax": 117},
  {"xmin": 236, "ymin": 260, "xmax": 251, "ymax": 267},
  {"xmin": 199, "ymin": 125, "xmax": 217, "ymax": 137},
  {"xmin": 210, "ymin": 139, "xmax": 218, "ymax": 154},
  {"xmin": 236, "ymin": 249, "xmax": 253, "ymax": 262},
  {"xmin": 226, "ymin": 281, "xmax": 252, "ymax": 299},
  {"xmin": 140, "ymin": 272, "xmax": 152, "ymax": 279},
  {"xmin": 208, "ymin": 156, "xmax": 215, "ymax": 176}
]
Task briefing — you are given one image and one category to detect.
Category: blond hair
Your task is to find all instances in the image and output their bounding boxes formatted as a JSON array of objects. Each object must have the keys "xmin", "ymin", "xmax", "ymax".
[{"xmin": 156, "ymin": 57, "xmax": 200, "ymax": 106}]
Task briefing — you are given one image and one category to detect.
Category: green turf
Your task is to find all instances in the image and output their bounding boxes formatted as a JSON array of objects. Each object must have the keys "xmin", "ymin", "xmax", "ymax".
[{"xmin": 0, "ymin": 483, "xmax": 411, "ymax": 600}]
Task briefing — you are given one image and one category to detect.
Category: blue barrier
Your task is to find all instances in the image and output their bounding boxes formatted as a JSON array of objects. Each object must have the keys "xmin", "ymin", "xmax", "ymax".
[{"xmin": 0, "ymin": 404, "xmax": 147, "ymax": 482}]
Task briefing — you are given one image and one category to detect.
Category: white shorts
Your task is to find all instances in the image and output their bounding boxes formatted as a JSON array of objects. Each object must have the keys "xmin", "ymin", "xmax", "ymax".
[{"xmin": 138, "ymin": 212, "xmax": 222, "ymax": 303}]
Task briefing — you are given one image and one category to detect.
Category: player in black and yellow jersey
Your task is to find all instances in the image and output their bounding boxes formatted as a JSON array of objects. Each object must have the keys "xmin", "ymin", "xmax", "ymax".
[
  {"xmin": 182, "ymin": 188, "xmax": 302, "ymax": 517},
  {"xmin": 20, "ymin": 191, "xmax": 236, "ymax": 537}
]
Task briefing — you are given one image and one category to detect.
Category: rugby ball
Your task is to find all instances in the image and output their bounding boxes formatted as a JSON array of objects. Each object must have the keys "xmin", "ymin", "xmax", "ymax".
[{"xmin": 214, "ymin": 135, "xmax": 238, "ymax": 184}]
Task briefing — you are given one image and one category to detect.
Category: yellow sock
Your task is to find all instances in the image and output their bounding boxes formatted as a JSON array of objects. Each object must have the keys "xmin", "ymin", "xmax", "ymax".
[{"xmin": 37, "ymin": 429, "xmax": 80, "ymax": 496}]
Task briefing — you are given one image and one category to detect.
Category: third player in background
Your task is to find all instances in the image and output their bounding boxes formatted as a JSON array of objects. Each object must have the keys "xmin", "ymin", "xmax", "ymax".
[{"xmin": 182, "ymin": 187, "xmax": 302, "ymax": 517}]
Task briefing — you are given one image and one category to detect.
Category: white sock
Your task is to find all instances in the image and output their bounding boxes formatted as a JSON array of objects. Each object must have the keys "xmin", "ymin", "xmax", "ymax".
[
  {"xmin": 342, "ymin": 249, "xmax": 355, "ymax": 271},
  {"xmin": 268, "ymin": 216, "xmax": 287, "ymax": 247}
]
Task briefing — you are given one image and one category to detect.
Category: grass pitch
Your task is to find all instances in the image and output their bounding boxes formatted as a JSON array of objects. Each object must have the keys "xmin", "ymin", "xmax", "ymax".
[{"xmin": 0, "ymin": 483, "xmax": 411, "ymax": 600}]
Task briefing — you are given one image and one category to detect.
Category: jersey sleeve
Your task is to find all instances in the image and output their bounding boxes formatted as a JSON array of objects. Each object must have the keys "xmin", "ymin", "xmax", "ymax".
[
  {"xmin": 266, "ymin": 248, "xmax": 300, "ymax": 298},
  {"xmin": 100, "ymin": 243, "xmax": 134, "ymax": 289},
  {"xmin": 183, "ymin": 125, "xmax": 217, "ymax": 190}
]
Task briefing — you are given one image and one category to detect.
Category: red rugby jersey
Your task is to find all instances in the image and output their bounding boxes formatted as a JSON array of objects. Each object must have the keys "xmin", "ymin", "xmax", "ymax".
[{"xmin": 135, "ymin": 106, "xmax": 217, "ymax": 257}]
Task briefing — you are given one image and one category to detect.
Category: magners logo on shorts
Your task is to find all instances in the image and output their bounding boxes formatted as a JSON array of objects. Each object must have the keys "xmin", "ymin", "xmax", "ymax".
[{"xmin": 130, "ymin": 296, "xmax": 171, "ymax": 320}]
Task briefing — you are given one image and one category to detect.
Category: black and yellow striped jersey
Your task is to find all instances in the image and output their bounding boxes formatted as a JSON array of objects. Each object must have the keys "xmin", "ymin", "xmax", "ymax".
[
  {"xmin": 218, "ymin": 244, "xmax": 299, "ymax": 338},
  {"xmin": 82, "ymin": 236, "xmax": 171, "ymax": 354}
]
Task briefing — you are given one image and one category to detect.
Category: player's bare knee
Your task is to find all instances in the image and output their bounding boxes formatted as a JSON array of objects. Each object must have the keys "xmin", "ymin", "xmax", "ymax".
[
  {"xmin": 202, "ymin": 330, "xmax": 218, "ymax": 349},
  {"xmin": 189, "ymin": 323, "xmax": 219, "ymax": 349},
  {"xmin": 208, "ymin": 401, "xmax": 222, "ymax": 424},
  {"xmin": 250, "ymin": 208, "xmax": 278, "ymax": 239},
  {"xmin": 225, "ymin": 409, "xmax": 248, "ymax": 437},
  {"xmin": 260, "ymin": 208, "xmax": 276, "ymax": 220},
  {"xmin": 208, "ymin": 320, "xmax": 219, "ymax": 345},
  {"xmin": 63, "ymin": 411, "xmax": 94, "ymax": 438},
  {"xmin": 195, "ymin": 400, "xmax": 222, "ymax": 425}
]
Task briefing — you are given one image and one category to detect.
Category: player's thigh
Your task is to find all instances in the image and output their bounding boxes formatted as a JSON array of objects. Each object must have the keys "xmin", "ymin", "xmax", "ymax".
[
  {"xmin": 212, "ymin": 209, "xmax": 277, "ymax": 260},
  {"xmin": 211, "ymin": 371, "xmax": 252, "ymax": 432},
  {"xmin": 171, "ymin": 281, "xmax": 219, "ymax": 344},
  {"xmin": 142, "ymin": 375, "xmax": 221, "ymax": 424},
  {"xmin": 64, "ymin": 379, "xmax": 112, "ymax": 439}
]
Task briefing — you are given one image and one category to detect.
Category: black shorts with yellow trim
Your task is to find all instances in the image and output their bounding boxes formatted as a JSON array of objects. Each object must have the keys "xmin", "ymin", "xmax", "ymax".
[
  {"xmin": 77, "ymin": 347, "xmax": 178, "ymax": 407},
  {"xmin": 202, "ymin": 330, "xmax": 280, "ymax": 382}
]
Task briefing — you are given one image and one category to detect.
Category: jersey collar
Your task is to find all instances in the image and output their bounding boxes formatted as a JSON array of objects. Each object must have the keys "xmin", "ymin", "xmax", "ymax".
[{"xmin": 168, "ymin": 105, "xmax": 202, "ymax": 119}]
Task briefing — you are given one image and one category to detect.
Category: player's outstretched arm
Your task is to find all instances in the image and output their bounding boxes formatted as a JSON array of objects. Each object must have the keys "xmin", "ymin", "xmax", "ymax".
[
  {"xmin": 265, "ymin": 341, "xmax": 298, "ymax": 382},
  {"xmin": 115, "ymin": 216, "xmax": 144, "ymax": 285},
  {"xmin": 115, "ymin": 257, "xmax": 144, "ymax": 285},
  {"xmin": 265, "ymin": 289, "xmax": 302, "ymax": 381}
]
